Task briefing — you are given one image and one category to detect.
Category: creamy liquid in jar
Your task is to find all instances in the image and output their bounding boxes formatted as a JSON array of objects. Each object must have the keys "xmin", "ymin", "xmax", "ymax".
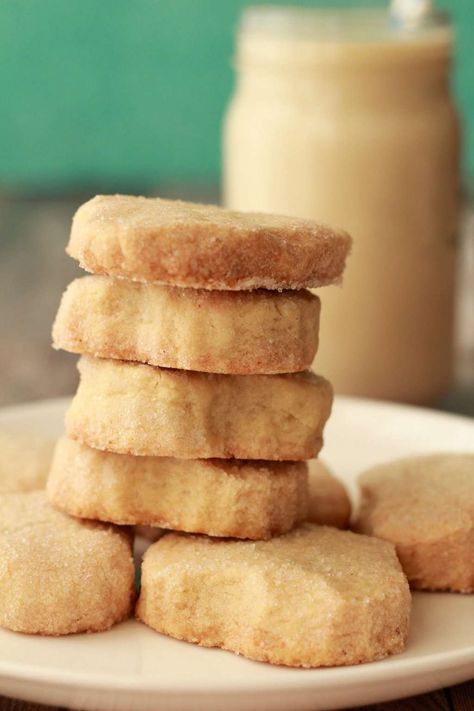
[{"xmin": 223, "ymin": 7, "xmax": 460, "ymax": 404}]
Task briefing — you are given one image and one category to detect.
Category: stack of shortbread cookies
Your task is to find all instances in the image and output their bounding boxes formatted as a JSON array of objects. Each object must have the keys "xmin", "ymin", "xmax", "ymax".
[
  {"xmin": 48, "ymin": 195, "xmax": 349, "ymax": 540},
  {"xmin": 46, "ymin": 195, "xmax": 411, "ymax": 666}
]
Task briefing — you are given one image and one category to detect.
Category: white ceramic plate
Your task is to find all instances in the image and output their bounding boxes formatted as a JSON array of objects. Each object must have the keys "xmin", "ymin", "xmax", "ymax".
[{"xmin": 0, "ymin": 397, "xmax": 473, "ymax": 711}]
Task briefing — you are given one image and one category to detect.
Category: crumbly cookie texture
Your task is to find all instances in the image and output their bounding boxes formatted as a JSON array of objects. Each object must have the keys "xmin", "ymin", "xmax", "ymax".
[
  {"xmin": 354, "ymin": 454, "xmax": 474, "ymax": 593},
  {"xmin": 48, "ymin": 437, "xmax": 308, "ymax": 540},
  {"xmin": 67, "ymin": 195, "xmax": 351, "ymax": 290},
  {"xmin": 52, "ymin": 275, "xmax": 320, "ymax": 375},
  {"xmin": 0, "ymin": 430, "xmax": 55, "ymax": 493},
  {"xmin": 66, "ymin": 357, "xmax": 333, "ymax": 461},
  {"xmin": 307, "ymin": 460, "xmax": 351, "ymax": 529},
  {"xmin": 136, "ymin": 524, "xmax": 410, "ymax": 667},
  {"xmin": 0, "ymin": 491, "xmax": 134, "ymax": 635}
]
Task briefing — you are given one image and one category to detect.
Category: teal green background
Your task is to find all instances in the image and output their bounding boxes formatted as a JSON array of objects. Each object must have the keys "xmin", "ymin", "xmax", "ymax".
[{"xmin": 1, "ymin": 0, "xmax": 473, "ymax": 192}]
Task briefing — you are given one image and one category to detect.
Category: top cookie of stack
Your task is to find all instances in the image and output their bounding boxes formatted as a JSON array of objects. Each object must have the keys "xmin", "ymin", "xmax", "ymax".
[
  {"xmin": 49, "ymin": 194, "xmax": 351, "ymax": 540},
  {"xmin": 67, "ymin": 194, "xmax": 350, "ymax": 291}
]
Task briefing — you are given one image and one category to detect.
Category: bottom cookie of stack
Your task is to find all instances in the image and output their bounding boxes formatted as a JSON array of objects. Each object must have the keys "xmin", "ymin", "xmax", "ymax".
[{"xmin": 136, "ymin": 524, "xmax": 411, "ymax": 667}]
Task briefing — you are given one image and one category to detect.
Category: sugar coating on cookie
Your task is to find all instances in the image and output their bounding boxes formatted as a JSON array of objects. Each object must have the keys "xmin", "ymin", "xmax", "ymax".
[
  {"xmin": 53, "ymin": 275, "xmax": 320, "ymax": 375},
  {"xmin": 355, "ymin": 454, "xmax": 474, "ymax": 593},
  {"xmin": 137, "ymin": 524, "xmax": 410, "ymax": 667},
  {"xmin": 48, "ymin": 437, "xmax": 308, "ymax": 539},
  {"xmin": 67, "ymin": 195, "xmax": 351, "ymax": 290},
  {"xmin": 0, "ymin": 491, "xmax": 135, "ymax": 635},
  {"xmin": 307, "ymin": 460, "xmax": 351, "ymax": 529},
  {"xmin": 0, "ymin": 430, "xmax": 55, "ymax": 493},
  {"xmin": 66, "ymin": 356, "xmax": 333, "ymax": 460}
]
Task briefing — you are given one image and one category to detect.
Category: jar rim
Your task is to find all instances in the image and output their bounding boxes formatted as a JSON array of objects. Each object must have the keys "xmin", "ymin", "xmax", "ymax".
[{"xmin": 239, "ymin": 5, "xmax": 452, "ymax": 44}]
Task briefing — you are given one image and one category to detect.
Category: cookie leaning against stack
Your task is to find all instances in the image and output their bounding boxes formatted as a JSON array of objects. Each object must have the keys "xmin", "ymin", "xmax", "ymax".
[
  {"xmin": 354, "ymin": 454, "xmax": 474, "ymax": 593},
  {"xmin": 0, "ymin": 491, "xmax": 134, "ymax": 635},
  {"xmin": 50, "ymin": 194, "xmax": 348, "ymax": 541}
]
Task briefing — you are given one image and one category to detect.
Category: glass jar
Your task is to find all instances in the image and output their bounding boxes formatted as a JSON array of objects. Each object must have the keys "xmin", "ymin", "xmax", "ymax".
[{"xmin": 223, "ymin": 6, "xmax": 460, "ymax": 405}]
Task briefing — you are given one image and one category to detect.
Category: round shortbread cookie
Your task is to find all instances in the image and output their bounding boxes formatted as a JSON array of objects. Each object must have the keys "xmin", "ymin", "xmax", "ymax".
[
  {"xmin": 0, "ymin": 491, "xmax": 134, "ymax": 635},
  {"xmin": 66, "ymin": 357, "xmax": 333, "ymax": 460},
  {"xmin": 48, "ymin": 437, "xmax": 308, "ymax": 540},
  {"xmin": 67, "ymin": 195, "xmax": 351, "ymax": 290},
  {"xmin": 132, "ymin": 460, "xmax": 351, "ymax": 541},
  {"xmin": 307, "ymin": 460, "xmax": 351, "ymax": 529},
  {"xmin": 0, "ymin": 430, "xmax": 55, "ymax": 493},
  {"xmin": 136, "ymin": 524, "xmax": 410, "ymax": 667},
  {"xmin": 52, "ymin": 276, "xmax": 320, "ymax": 375},
  {"xmin": 354, "ymin": 454, "xmax": 474, "ymax": 593}
]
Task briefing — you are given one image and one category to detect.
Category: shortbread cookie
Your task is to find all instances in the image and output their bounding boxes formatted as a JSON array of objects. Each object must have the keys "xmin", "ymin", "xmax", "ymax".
[
  {"xmin": 67, "ymin": 195, "xmax": 351, "ymax": 290},
  {"xmin": 137, "ymin": 524, "xmax": 410, "ymax": 667},
  {"xmin": 0, "ymin": 491, "xmax": 134, "ymax": 635},
  {"xmin": 48, "ymin": 437, "xmax": 308, "ymax": 539},
  {"xmin": 66, "ymin": 357, "xmax": 332, "ymax": 460},
  {"xmin": 307, "ymin": 460, "xmax": 351, "ymax": 529},
  {"xmin": 0, "ymin": 430, "xmax": 55, "ymax": 492},
  {"xmin": 53, "ymin": 276, "xmax": 320, "ymax": 374},
  {"xmin": 355, "ymin": 454, "xmax": 474, "ymax": 592},
  {"xmin": 135, "ymin": 462, "xmax": 349, "ymax": 540}
]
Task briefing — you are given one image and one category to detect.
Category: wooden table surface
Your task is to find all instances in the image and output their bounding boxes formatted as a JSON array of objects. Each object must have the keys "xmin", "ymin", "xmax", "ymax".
[
  {"xmin": 0, "ymin": 679, "xmax": 472, "ymax": 710},
  {"xmin": 0, "ymin": 194, "xmax": 473, "ymax": 711}
]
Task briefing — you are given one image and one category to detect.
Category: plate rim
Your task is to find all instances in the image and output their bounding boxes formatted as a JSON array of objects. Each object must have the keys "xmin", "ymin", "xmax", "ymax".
[{"xmin": 0, "ymin": 634, "xmax": 471, "ymax": 695}]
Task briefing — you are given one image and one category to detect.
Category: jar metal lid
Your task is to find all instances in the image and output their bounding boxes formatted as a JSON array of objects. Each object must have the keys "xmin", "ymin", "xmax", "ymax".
[{"xmin": 240, "ymin": 5, "xmax": 452, "ymax": 44}]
